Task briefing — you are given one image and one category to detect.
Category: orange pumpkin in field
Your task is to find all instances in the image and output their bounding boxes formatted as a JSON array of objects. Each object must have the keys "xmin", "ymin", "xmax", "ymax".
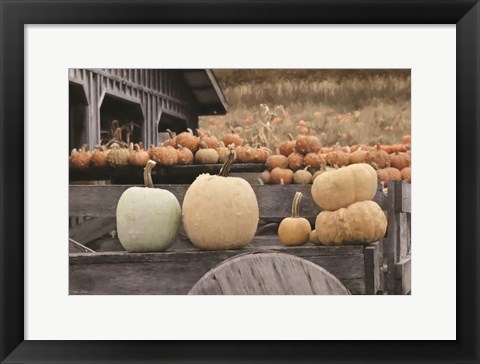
[
  {"xmin": 402, "ymin": 135, "xmax": 411, "ymax": 144},
  {"xmin": 279, "ymin": 135, "xmax": 296, "ymax": 157}
]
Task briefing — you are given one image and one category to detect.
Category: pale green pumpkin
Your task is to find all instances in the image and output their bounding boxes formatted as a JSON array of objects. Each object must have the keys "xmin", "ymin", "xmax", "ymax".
[{"xmin": 116, "ymin": 160, "xmax": 181, "ymax": 252}]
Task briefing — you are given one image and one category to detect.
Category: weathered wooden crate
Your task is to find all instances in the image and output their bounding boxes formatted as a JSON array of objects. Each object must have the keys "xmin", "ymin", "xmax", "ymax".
[{"xmin": 69, "ymin": 181, "xmax": 410, "ymax": 295}]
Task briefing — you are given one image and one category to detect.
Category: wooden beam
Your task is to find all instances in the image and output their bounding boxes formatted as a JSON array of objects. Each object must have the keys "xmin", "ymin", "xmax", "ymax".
[
  {"xmin": 364, "ymin": 241, "xmax": 382, "ymax": 294},
  {"xmin": 395, "ymin": 257, "xmax": 411, "ymax": 295},
  {"xmin": 69, "ymin": 238, "xmax": 368, "ymax": 295}
]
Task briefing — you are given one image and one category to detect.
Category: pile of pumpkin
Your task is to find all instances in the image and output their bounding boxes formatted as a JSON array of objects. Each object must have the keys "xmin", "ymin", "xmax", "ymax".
[
  {"xmin": 69, "ymin": 127, "xmax": 276, "ymax": 171},
  {"xmin": 278, "ymin": 163, "xmax": 387, "ymax": 246},
  {"xmin": 259, "ymin": 133, "xmax": 411, "ymax": 189},
  {"xmin": 116, "ymin": 147, "xmax": 387, "ymax": 253}
]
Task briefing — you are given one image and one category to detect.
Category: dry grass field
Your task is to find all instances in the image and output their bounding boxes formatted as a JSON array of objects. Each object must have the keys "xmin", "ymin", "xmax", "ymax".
[{"xmin": 199, "ymin": 69, "xmax": 411, "ymax": 150}]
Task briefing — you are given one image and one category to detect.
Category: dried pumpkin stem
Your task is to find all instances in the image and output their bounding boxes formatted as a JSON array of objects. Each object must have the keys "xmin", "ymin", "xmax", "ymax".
[
  {"xmin": 291, "ymin": 192, "xmax": 303, "ymax": 218},
  {"xmin": 219, "ymin": 145, "xmax": 235, "ymax": 177},
  {"xmin": 143, "ymin": 160, "xmax": 156, "ymax": 188}
]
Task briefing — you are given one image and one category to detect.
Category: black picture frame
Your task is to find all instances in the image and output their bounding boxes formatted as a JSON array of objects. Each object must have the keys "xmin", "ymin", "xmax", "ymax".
[{"xmin": 1, "ymin": 1, "xmax": 478, "ymax": 363}]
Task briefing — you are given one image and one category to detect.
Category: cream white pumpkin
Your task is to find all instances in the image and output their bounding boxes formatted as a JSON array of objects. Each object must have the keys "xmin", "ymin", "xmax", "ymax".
[
  {"xmin": 116, "ymin": 160, "xmax": 181, "ymax": 252},
  {"xmin": 182, "ymin": 148, "xmax": 259, "ymax": 250},
  {"xmin": 311, "ymin": 163, "xmax": 377, "ymax": 210}
]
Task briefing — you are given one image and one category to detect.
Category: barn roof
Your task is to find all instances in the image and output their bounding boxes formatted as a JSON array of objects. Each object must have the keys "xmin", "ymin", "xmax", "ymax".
[{"xmin": 182, "ymin": 70, "xmax": 228, "ymax": 116}]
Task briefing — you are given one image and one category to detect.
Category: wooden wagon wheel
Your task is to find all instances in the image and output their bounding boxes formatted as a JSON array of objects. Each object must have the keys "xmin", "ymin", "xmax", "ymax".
[{"xmin": 188, "ymin": 252, "xmax": 350, "ymax": 295}]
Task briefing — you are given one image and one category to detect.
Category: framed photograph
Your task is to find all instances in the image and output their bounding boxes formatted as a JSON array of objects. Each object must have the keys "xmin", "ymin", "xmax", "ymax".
[{"xmin": 1, "ymin": 0, "xmax": 477, "ymax": 363}]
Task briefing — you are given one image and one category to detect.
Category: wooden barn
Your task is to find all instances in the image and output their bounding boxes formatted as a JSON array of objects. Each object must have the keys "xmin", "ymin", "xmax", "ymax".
[{"xmin": 68, "ymin": 68, "xmax": 228, "ymax": 151}]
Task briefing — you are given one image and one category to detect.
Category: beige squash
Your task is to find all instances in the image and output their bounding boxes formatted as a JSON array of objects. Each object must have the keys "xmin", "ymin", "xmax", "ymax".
[
  {"xmin": 278, "ymin": 192, "xmax": 311, "ymax": 246},
  {"xmin": 182, "ymin": 147, "xmax": 259, "ymax": 250},
  {"xmin": 195, "ymin": 143, "xmax": 219, "ymax": 164},
  {"xmin": 315, "ymin": 200, "xmax": 387, "ymax": 245},
  {"xmin": 311, "ymin": 163, "xmax": 377, "ymax": 211}
]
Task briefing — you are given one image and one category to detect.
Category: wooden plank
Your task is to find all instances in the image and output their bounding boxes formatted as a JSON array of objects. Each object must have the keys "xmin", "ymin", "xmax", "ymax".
[
  {"xmin": 364, "ymin": 241, "xmax": 381, "ymax": 294},
  {"xmin": 188, "ymin": 252, "xmax": 351, "ymax": 295},
  {"xmin": 395, "ymin": 257, "xmax": 411, "ymax": 295},
  {"xmin": 69, "ymin": 217, "xmax": 116, "ymax": 245},
  {"xmin": 69, "ymin": 239, "xmax": 368, "ymax": 295},
  {"xmin": 393, "ymin": 180, "xmax": 411, "ymax": 213},
  {"xmin": 398, "ymin": 212, "xmax": 410, "ymax": 261},
  {"xmin": 69, "ymin": 241, "xmax": 365, "ymax": 266},
  {"xmin": 383, "ymin": 181, "xmax": 398, "ymax": 294},
  {"xmin": 69, "ymin": 184, "xmax": 387, "ymax": 222},
  {"xmin": 69, "ymin": 257, "xmax": 365, "ymax": 295}
]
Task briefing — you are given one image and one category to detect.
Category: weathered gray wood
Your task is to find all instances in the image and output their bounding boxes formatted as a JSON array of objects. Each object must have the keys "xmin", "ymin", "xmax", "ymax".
[
  {"xmin": 364, "ymin": 242, "xmax": 381, "ymax": 295},
  {"xmin": 398, "ymin": 213, "xmax": 410, "ymax": 261},
  {"xmin": 69, "ymin": 217, "xmax": 116, "ymax": 245},
  {"xmin": 383, "ymin": 180, "xmax": 411, "ymax": 294},
  {"xmin": 395, "ymin": 257, "xmax": 411, "ymax": 295},
  {"xmin": 188, "ymin": 252, "xmax": 350, "ymax": 295},
  {"xmin": 69, "ymin": 239, "xmax": 368, "ymax": 295},
  {"xmin": 393, "ymin": 180, "xmax": 411, "ymax": 213},
  {"xmin": 69, "ymin": 184, "xmax": 387, "ymax": 222},
  {"xmin": 86, "ymin": 237, "xmax": 124, "ymax": 252}
]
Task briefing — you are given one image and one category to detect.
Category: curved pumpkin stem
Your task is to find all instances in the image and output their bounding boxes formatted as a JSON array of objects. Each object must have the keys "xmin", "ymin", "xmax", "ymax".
[
  {"xmin": 219, "ymin": 144, "xmax": 235, "ymax": 177},
  {"xmin": 291, "ymin": 192, "xmax": 303, "ymax": 218},
  {"xmin": 143, "ymin": 160, "xmax": 156, "ymax": 188}
]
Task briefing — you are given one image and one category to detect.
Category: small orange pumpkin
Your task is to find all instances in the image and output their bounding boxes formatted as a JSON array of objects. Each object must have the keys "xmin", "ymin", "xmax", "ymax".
[
  {"xmin": 270, "ymin": 167, "xmax": 294, "ymax": 185},
  {"xmin": 278, "ymin": 192, "xmax": 311, "ymax": 246},
  {"xmin": 70, "ymin": 144, "xmax": 92, "ymax": 170}
]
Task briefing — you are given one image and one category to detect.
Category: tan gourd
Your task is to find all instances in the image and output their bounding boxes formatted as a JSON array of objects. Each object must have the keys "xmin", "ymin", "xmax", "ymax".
[
  {"xmin": 107, "ymin": 143, "xmax": 130, "ymax": 167},
  {"xmin": 176, "ymin": 128, "xmax": 200, "ymax": 152},
  {"xmin": 176, "ymin": 144, "xmax": 194, "ymax": 165},
  {"xmin": 129, "ymin": 142, "xmax": 150, "ymax": 167},
  {"xmin": 265, "ymin": 153, "xmax": 288, "ymax": 171},
  {"xmin": 163, "ymin": 129, "xmax": 177, "ymax": 148},
  {"xmin": 315, "ymin": 200, "xmax": 387, "ymax": 245},
  {"xmin": 326, "ymin": 144, "xmax": 350, "ymax": 167},
  {"xmin": 91, "ymin": 145, "xmax": 110, "ymax": 168},
  {"xmin": 365, "ymin": 145, "xmax": 391, "ymax": 169},
  {"xmin": 304, "ymin": 152, "xmax": 326, "ymax": 169},
  {"xmin": 278, "ymin": 192, "xmax": 311, "ymax": 246},
  {"xmin": 293, "ymin": 166, "xmax": 313, "ymax": 184},
  {"xmin": 217, "ymin": 143, "xmax": 237, "ymax": 163},
  {"xmin": 287, "ymin": 152, "xmax": 304, "ymax": 171},
  {"xmin": 223, "ymin": 129, "xmax": 245, "ymax": 147},
  {"xmin": 279, "ymin": 134, "xmax": 296, "ymax": 157},
  {"xmin": 149, "ymin": 145, "xmax": 178, "ymax": 166},
  {"xmin": 295, "ymin": 135, "xmax": 321, "ymax": 154},
  {"xmin": 389, "ymin": 152, "xmax": 411, "ymax": 170},
  {"xmin": 258, "ymin": 170, "xmax": 271, "ymax": 185},
  {"xmin": 70, "ymin": 144, "xmax": 92, "ymax": 170},
  {"xmin": 311, "ymin": 163, "xmax": 378, "ymax": 211},
  {"xmin": 195, "ymin": 142, "xmax": 219, "ymax": 164},
  {"xmin": 309, "ymin": 229, "xmax": 320, "ymax": 244},
  {"xmin": 401, "ymin": 167, "xmax": 411, "ymax": 183},
  {"xmin": 270, "ymin": 167, "xmax": 294, "ymax": 185},
  {"xmin": 200, "ymin": 130, "xmax": 221, "ymax": 149},
  {"xmin": 348, "ymin": 149, "xmax": 368, "ymax": 165},
  {"xmin": 182, "ymin": 146, "xmax": 259, "ymax": 250}
]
